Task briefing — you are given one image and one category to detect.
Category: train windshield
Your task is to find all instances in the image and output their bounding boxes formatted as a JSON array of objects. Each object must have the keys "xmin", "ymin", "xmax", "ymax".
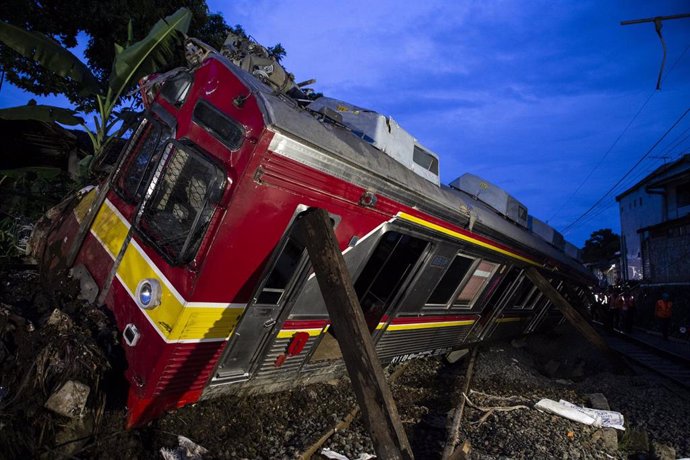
[
  {"xmin": 138, "ymin": 142, "xmax": 226, "ymax": 264},
  {"xmin": 115, "ymin": 118, "xmax": 171, "ymax": 203}
]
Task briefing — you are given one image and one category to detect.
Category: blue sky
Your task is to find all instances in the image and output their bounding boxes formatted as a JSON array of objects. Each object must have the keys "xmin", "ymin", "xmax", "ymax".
[{"xmin": 2, "ymin": 1, "xmax": 689, "ymax": 247}]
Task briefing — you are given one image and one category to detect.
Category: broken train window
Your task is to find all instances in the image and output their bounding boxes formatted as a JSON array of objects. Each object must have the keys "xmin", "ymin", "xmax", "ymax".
[
  {"xmin": 115, "ymin": 118, "xmax": 171, "ymax": 203},
  {"xmin": 138, "ymin": 142, "xmax": 226, "ymax": 264}
]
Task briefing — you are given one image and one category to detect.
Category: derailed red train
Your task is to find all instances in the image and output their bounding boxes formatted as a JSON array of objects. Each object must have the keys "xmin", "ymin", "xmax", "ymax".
[{"xmin": 36, "ymin": 44, "xmax": 594, "ymax": 427}]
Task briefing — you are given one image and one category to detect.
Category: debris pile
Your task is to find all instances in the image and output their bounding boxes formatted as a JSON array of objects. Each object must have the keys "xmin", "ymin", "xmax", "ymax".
[{"xmin": 0, "ymin": 268, "xmax": 120, "ymax": 457}]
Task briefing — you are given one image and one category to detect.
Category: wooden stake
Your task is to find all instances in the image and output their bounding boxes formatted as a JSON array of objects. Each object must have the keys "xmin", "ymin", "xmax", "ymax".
[
  {"xmin": 524, "ymin": 267, "xmax": 620, "ymax": 364},
  {"xmin": 297, "ymin": 208, "xmax": 414, "ymax": 460},
  {"xmin": 442, "ymin": 347, "xmax": 478, "ymax": 460}
]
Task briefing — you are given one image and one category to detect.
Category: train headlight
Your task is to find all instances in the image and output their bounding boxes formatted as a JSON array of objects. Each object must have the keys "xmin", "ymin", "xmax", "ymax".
[{"xmin": 135, "ymin": 279, "xmax": 162, "ymax": 310}]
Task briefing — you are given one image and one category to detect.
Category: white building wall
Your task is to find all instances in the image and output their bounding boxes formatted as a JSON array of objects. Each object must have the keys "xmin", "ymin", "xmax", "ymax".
[{"xmin": 618, "ymin": 188, "xmax": 664, "ymax": 280}]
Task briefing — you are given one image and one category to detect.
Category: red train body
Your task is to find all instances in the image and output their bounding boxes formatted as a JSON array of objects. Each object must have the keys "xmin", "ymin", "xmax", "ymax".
[{"xmin": 39, "ymin": 51, "xmax": 594, "ymax": 427}]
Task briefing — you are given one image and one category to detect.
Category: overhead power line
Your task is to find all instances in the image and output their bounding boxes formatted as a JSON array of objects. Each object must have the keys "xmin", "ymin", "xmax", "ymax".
[
  {"xmin": 548, "ymin": 43, "xmax": 690, "ymax": 224},
  {"xmin": 562, "ymin": 107, "xmax": 690, "ymax": 234}
]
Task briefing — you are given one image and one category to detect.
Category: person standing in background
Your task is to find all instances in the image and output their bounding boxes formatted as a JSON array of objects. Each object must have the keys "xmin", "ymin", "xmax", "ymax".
[{"xmin": 655, "ymin": 293, "xmax": 673, "ymax": 340}]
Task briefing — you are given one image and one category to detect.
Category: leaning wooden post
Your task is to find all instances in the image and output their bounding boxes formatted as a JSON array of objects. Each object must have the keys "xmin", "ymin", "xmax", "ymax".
[
  {"xmin": 297, "ymin": 208, "xmax": 414, "ymax": 460},
  {"xmin": 524, "ymin": 267, "xmax": 620, "ymax": 363}
]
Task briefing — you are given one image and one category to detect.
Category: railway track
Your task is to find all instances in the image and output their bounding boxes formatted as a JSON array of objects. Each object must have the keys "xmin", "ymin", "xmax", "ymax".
[{"xmin": 604, "ymin": 330, "xmax": 690, "ymax": 389}]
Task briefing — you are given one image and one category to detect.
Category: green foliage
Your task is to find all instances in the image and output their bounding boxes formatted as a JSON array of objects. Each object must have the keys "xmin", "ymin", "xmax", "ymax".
[
  {"xmin": 0, "ymin": 104, "xmax": 83, "ymax": 126},
  {"xmin": 581, "ymin": 228, "xmax": 620, "ymax": 263},
  {"xmin": 0, "ymin": 22, "xmax": 98, "ymax": 96},
  {"xmin": 0, "ymin": 0, "xmax": 234, "ymax": 105},
  {"xmin": 0, "ymin": 8, "xmax": 191, "ymax": 161},
  {"xmin": 108, "ymin": 8, "xmax": 191, "ymax": 100}
]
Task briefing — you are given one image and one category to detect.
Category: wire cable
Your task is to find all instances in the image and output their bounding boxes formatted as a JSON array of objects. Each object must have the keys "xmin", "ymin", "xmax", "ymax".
[
  {"xmin": 548, "ymin": 43, "xmax": 690, "ymax": 224},
  {"xmin": 562, "ymin": 107, "xmax": 690, "ymax": 234}
]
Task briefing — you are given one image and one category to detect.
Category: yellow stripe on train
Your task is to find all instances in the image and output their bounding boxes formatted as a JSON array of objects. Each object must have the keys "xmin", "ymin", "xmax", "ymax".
[
  {"xmin": 91, "ymin": 199, "xmax": 129, "ymax": 258},
  {"xmin": 495, "ymin": 317, "xmax": 523, "ymax": 324},
  {"xmin": 88, "ymin": 200, "xmax": 243, "ymax": 342},
  {"xmin": 276, "ymin": 328, "xmax": 325, "ymax": 339},
  {"xmin": 386, "ymin": 319, "xmax": 475, "ymax": 332},
  {"xmin": 396, "ymin": 212, "xmax": 539, "ymax": 266}
]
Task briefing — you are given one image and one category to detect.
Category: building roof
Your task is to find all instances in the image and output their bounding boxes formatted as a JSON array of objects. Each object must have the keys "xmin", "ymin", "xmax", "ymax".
[{"xmin": 615, "ymin": 153, "xmax": 690, "ymax": 202}]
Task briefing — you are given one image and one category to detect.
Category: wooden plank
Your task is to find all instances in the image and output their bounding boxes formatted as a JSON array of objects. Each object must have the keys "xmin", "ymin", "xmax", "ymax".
[
  {"xmin": 297, "ymin": 208, "xmax": 414, "ymax": 460},
  {"xmin": 524, "ymin": 267, "xmax": 620, "ymax": 363},
  {"xmin": 442, "ymin": 348, "xmax": 477, "ymax": 460}
]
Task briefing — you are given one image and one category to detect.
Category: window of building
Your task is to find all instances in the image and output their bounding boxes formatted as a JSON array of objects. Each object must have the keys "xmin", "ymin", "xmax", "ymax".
[{"xmin": 678, "ymin": 182, "xmax": 690, "ymax": 208}]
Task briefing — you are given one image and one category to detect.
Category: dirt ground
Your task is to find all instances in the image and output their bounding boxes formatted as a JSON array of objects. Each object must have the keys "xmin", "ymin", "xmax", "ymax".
[{"xmin": 1, "ymin": 267, "xmax": 688, "ymax": 459}]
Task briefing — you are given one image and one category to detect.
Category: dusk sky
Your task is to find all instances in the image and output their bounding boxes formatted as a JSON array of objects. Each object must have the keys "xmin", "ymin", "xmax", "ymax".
[{"xmin": 2, "ymin": 1, "xmax": 689, "ymax": 247}]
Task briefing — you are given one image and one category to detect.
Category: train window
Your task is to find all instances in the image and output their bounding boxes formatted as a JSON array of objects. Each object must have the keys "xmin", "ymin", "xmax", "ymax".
[
  {"xmin": 193, "ymin": 100, "xmax": 245, "ymax": 151},
  {"xmin": 355, "ymin": 232, "xmax": 428, "ymax": 331},
  {"xmin": 138, "ymin": 143, "xmax": 225, "ymax": 264},
  {"xmin": 413, "ymin": 146, "xmax": 439, "ymax": 175},
  {"xmin": 160, "ymin": 71, "xmax": 192, "ymax": 107},
  {"xmin": 256, "ymin": 237, "xmax": 305, "ymax": 305},
  {"xmin": 453, "ymin": 260, "xmax": 499, "ymax": 307},
  {"xmin": 426, "ymin": 255, "xmax": 475, "ymax": 306},
  {"xmin": 115, "ymin": 119, "xmax": 171, "ymax": 203},
  {"xmin": 511, "ymin": 277, "xmax": 541, "ymax": 310}
]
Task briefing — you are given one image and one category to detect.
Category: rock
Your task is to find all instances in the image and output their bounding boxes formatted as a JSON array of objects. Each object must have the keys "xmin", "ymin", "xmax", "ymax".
[
  {"xmin": 591, "ymin": 428, "xmax": 618, "ymax": 451},
  {"xmin": 44, "ymin": 380, "xmax": 90, "ymax": 418},
  {"xmin": 446, "ymin": 349, "xmax": 469, "ymax": 363},
  {"xmin": 651, "ymin": 441, "xmax": 675, "ymax": 460},
  {"xmin": 544, "ymin": 359, "xmax": 560, "ymax": 377},
  {"xmin": 586, "ymin": 393, "xmax": 611, "ymax": 411},
  {"xmin": 620, "ymin": 428, "xmax": 649, "ymax": 455}
]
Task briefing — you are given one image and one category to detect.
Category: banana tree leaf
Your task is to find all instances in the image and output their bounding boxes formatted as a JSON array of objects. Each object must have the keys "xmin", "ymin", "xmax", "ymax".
[
  {"xmin": 0, "ymin": 105, "xmax": 84, "ymax": 126},
  {"xmin": 0, "ymin": 167, "xmax": 63, "ymax": 180},
  {"xmin": 108, "ymin": 8, "xmax": 191, "ymax": 100},
  {"xmin": 0, "ymin": 21, "xmax": 99, "ymax": 95}
]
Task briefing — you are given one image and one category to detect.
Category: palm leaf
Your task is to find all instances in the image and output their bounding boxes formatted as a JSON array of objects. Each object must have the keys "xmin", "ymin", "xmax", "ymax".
[
  {"xmin": 108, "ymin": 8, "xmax": 191, "ymax": 102},
  {"xmin": 0, "ymin": 105, "xmax": 84, "ymax": 126},
  {"xmin": 0, "ymin": 21, "xmax": 99, "ymax": 95}
]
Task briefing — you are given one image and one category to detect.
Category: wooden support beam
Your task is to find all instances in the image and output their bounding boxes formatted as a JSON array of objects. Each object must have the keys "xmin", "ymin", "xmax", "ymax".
[
  {"xmin": 524, "ymin": 267, "xmax": 620, "ymax": 364},
  {"xmin": 297, "ymin": 208, "xmax": 414, "ymax": 460}
]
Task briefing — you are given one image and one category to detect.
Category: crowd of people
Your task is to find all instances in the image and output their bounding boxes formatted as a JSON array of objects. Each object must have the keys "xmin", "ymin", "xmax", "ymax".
[{"xmin": 592, "ymin": 285, "xmax": 674, "ymax": 339}]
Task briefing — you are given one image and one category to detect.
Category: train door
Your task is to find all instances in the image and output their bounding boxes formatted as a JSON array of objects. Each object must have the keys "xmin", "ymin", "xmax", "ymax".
[
  {"xmin": 307, "ymin": 228, "xmax": 431, "ymax": 364},
  {"xmin": 524, "ymin": 279, "xmax": 562, "ymax": 333},
  {"xmin": 353, "ymin": 231, "xmax": 430, "ymax": 335},
  {"xmin": 471, "ymin": 266, "xmax": 522, "ymax": 341},
  {"xmin": 214, "ymin": 215, "xmax": 312, "ymax": 382}
]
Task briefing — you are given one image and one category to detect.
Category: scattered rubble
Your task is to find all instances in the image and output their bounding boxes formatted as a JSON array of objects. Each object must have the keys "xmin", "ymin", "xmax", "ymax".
[{"xmin": 0, "ymin": 266, "xmax": 689, "ymax": 459}]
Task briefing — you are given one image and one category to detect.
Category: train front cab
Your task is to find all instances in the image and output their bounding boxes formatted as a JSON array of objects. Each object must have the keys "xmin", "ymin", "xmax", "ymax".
[{"xmin": 61, "ymin": 57, "xmax": 272, "ymax": 427}]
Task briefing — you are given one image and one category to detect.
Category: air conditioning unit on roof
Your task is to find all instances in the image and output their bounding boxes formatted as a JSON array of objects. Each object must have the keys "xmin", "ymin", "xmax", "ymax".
[
  {"xmin": 449, "ymin": 173, "xmax": 528, "ymax": 228},
  {"xmin": 306, "ymin": 97, "xmax": 440, "ymax": 186}
]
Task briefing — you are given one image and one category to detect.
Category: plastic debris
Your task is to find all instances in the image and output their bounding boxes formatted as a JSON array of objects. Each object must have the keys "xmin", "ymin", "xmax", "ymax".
[
  {"xmin": 160, "ymin": 435, "xmax": 208, "ymax": 460},
  {"xmin": 535, "ymin": 398, "xmax": 625, "ymax": 430},
  {"xmin": 44, "ymin": 380, "xmax": 90, "ymax": 418},
  {"xmin": 320, "ymin": 449, "xmax": 375, "ymax": 460}
]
